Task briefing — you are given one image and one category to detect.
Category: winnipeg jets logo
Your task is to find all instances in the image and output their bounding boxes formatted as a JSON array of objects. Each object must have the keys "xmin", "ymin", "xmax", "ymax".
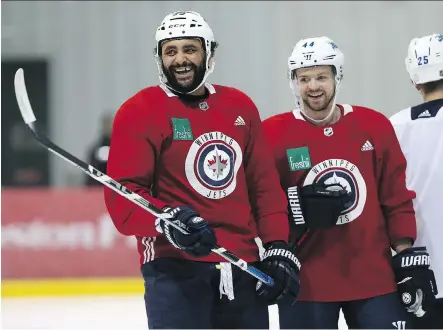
[
  {"xmin": 303, "ymin": 159, "xmax": 367, "ymax": 224},
  {"xmin": 324, "ymin": 173, "xmax": 352, "ymax": 194},
  {"xmin": 207, "ymin": 146, "xmax": 228, "ymax": 178},
  {"xmin": 186, "ymin": 131, "xmax": 242, "ymax": 199}
]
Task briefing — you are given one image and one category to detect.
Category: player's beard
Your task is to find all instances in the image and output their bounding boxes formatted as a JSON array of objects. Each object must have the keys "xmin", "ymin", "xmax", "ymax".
[
  {"xmin": 302, "ymin": 88, "xmax": 336, "ymax": 113},
  {"xmin": 163, "ymin": 60, "xmax": 206, "ymax": 95}
]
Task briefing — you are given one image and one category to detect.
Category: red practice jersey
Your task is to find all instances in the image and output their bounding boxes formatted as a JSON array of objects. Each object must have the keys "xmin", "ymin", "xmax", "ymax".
[
  {"xmin": 262, "ymin": 104, "xmax": 417, "ymax": 302},
  {"xmin": 104, "ymin": 84, "xmax": 289, "ymax": 265}
]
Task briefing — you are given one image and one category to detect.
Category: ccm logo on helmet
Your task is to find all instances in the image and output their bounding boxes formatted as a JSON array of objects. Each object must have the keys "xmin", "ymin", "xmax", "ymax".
[{"xmin": 168, "ymin": 24, "xmax": 186, "ymax": 28}]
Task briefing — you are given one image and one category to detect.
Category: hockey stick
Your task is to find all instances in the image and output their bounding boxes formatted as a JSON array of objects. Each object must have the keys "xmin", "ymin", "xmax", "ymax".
[{"xmin": 13, "ymin": 68, "xmax": 274, "ymax": 287}]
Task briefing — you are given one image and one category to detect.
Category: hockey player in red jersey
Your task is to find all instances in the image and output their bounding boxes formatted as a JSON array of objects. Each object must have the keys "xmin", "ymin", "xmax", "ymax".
[
  {"xmin": 262, "ymin": 36, "xmax": 435, "ymax": 329},
  {"xmin": 104, "ymin": 11, "xmax": 300, "ymax": 329}
]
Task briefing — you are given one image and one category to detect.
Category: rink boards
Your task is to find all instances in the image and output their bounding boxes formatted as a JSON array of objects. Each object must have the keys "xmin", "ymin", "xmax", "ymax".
[{"xmin": 1, "ymin": 188, "xmax": 142, "ymax": 296}]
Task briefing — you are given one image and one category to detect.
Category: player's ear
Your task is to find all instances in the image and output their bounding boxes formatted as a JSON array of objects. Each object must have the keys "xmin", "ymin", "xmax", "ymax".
[
  {"xmin": 207, "ymin": 50, "xmax": 216, "ymax": 66},
  {"xmin": 211, "ymin": 41, "xmax": 218, "ymax": 53},
  {"xmin": 414, "ymin": 83, "xmax": 425, "ymax": 95},
  {"xmin": 411, "ymin": 79, "xmax": 420, "ymax": 91}
]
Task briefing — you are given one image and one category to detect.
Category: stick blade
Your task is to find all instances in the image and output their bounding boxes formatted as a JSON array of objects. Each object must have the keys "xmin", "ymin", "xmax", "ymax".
[{"xmin": 14, "ymin": 68, "xmax": 37, "ymax": 124}]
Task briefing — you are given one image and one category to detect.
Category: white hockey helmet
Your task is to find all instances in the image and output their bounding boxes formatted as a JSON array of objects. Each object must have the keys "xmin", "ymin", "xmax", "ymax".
[
  {"xmin": 287, "ymin": 36, "xmax": 344, "ymax": 123},
  {"xmin": 405, "ymin": 33, "xmax": 443, "ymax": 85},
  {"xmin": 154, "ymin": 11, "xmax": 217, "ymax": 94}
]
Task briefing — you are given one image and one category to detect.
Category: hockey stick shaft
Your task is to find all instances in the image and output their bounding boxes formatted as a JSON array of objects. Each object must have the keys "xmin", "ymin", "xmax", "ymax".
[{"xmin": 13, "ymin": 68, "xmax": 274, "ymax": 287}]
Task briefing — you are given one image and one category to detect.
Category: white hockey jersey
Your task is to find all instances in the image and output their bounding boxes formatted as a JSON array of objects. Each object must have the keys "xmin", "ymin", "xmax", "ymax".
[{"xmin": 390, "ymin": 98, "xmax": 443, "ymax": 299}]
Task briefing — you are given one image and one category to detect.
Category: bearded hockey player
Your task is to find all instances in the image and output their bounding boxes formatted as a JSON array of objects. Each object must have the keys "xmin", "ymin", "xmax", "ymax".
[
  {"xmin": 390, "ymin": 33, "xmax": 442, "ymax": 329},
  {"xmin": 104, "ymin": 11, "xmax": 300, "ymax": 329},
  {"xmin": 262, "ymin": 36, "xmax": 434, "ymax": 329}
]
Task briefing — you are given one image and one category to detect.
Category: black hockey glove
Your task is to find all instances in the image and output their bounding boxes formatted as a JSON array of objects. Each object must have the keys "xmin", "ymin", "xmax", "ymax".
[
  {"xmin": 155, "ymin": 206, "xmax": 217, "ymax": 258},
  {"xmin": 256, "ymin": 241, "xmax": 301, "ymax": 305},
  {"xmin": 392, "ymin": 247, "xmax": 438, "ymax": 318},
  {"xmin": 287, "ymin": 183, "xmax": 350, "ymax": 230}
]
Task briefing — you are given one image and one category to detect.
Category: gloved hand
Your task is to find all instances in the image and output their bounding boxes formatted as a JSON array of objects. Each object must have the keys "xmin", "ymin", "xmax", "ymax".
[
  {"xmin": 256, "ymin": 241, "xmax": 301, "ymax": 305},
  {"xmin": 156, "ymin": 206, "xmax": 217, "ymax": 257},
  {"xmin": 392, "ymin": 247, "xmax": 438, "ymax": 318},
  {"xmin": 287, "ymin": 183, "xmax": 351, "ymax": 230}
]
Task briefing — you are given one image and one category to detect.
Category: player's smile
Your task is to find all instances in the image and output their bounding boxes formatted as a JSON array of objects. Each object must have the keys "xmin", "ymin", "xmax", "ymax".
[
  {"xmin": 307, "ymin": 92, "xmax": 324, "ymax": 100},
  {"xmin": 307, "ymin": 92, "xmax": 326, "ymax": 107},
  {"xmin": 173, "ymin": 66, "xmax": 194, "ymax": 82}
]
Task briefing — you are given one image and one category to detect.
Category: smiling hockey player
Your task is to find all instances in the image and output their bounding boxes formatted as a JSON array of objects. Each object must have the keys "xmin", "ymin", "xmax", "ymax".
[
  {"xmin": 262, "ymin": 36, "xmax": 433, "ymax": 329},
  {"xmin": 104, "ymin": 11, "xmax": 301, "ymax": 329}
]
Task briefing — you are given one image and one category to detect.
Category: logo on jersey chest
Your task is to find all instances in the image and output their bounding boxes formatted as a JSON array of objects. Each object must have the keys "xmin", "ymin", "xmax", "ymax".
[
  {"xmin": 185, "ymin": 131, "xmax": 243, "ymax": 199},
  {"xmin": 304, "ymin": 159, "xmax": 367, "ymax": 224},
  {"xmin": 324, "ymin": 127, "xmax": 334, "ymax": 137},
  {"xmin": 286, "ymin": 147, "xmax": 312, "ymax": 171},
  {"xmin": 172, "ymin": 118, "xmax": 194, "ymax": 140},
  {"xmin": 199, "ymin": 101, "xmax": 209, "ymax": 111}
]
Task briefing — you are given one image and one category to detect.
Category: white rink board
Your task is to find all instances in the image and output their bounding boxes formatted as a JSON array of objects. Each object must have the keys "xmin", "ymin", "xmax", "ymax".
[{"xmin": 1, "ymin": 295, "xmax": 348, "ymax": 329}]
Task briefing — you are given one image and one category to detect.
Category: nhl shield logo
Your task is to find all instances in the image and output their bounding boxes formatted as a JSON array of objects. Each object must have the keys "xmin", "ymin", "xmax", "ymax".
[
  {"xmin": 324, "ymin": 127, "xmax": 333, "ymax": 137},
  {"xmin": 199, "ymin": 101, "xmax": 209, "ymax": 111}
]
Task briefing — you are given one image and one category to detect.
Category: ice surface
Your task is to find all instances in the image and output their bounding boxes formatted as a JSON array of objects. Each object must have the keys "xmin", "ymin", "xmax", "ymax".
[{"xmin": 2, "ymin": 295, "xmax": 348, "ymax": 329}]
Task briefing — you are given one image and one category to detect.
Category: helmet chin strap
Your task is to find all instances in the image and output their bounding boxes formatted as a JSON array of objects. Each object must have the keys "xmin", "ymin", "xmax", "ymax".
[{"xmin": 299, "ymin": 92, "xmax": 338, "ymax": 124}]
